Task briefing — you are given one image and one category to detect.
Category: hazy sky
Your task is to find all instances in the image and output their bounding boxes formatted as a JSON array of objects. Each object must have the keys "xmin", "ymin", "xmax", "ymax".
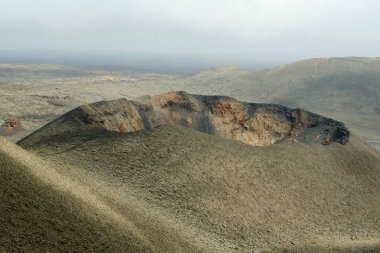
[{"xmin": 1, "ymin": 0, "xmax": 380, "ymax": 69}]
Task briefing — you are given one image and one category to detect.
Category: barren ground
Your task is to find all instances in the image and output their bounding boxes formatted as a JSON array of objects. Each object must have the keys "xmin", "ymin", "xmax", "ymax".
[{"xmin": 0, "ymin": 58, "xmax": 379, "ymax": 150}]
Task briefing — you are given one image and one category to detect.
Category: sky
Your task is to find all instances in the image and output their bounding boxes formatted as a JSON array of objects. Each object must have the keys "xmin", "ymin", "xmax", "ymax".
[{"xmin": 1, "ymin": 0, "xmax": 380, "ymax": 72}]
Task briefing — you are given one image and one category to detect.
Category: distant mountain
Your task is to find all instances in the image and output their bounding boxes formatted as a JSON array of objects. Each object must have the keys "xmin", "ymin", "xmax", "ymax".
[{"xmin": 238, "ymin": 58, "xmax": 380, "ymax": 121}]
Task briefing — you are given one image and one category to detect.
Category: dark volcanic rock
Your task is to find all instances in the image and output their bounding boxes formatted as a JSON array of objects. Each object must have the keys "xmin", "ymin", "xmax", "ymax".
[{"xmin": 19, "ymin": 91, "xmax": 350, "ymax": 146}]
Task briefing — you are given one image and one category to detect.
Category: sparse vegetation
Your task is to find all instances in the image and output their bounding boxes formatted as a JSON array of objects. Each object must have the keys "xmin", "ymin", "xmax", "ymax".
[{"xmin": 1, "ymin": 57, "xmax": 379, "ymax": 150}]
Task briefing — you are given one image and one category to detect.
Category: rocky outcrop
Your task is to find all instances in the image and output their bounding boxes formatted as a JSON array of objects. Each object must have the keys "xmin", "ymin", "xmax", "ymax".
[
  {"xmin": 20, "ymin": 91, "xmax": 350, "ymax": 146},
  {"xmin": 149, "ymin": 92, "xmax": 350, "ymax": 145},
  {"xmin": 65, "ymin": 99, "xmax": 158, "ymax": 132}
]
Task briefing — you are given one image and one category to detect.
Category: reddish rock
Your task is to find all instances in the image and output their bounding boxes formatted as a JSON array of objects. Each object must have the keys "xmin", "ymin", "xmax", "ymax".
[
  {"xmin": 0, "ymin": 117, "xmax": 24, "ymax": 136},
  {"xmin": 3, "ymin": 117, "xmax": 21, "ymax": 128}
]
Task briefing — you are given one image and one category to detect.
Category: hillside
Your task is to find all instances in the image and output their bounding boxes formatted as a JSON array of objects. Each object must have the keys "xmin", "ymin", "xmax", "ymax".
[
  {"xmin": 17, "ymin": 124, "xmax": 380, "ymax": 252},
  {"xmin": 0, "ymin": 137, "xmax": 155, "ymax": 252},
  {"xmin": 192, "ymin": 58, "xmax": 380, "ymax": 110},
  {"xmin": 12, "ymin": 96, "xmax": 380, "ymax": 252}
]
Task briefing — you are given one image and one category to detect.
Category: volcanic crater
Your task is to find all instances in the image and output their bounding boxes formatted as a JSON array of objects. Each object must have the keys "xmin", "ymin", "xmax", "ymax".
[{"xmin": 20, "ymin": 91, "xmax": 350, "ymax": 147}]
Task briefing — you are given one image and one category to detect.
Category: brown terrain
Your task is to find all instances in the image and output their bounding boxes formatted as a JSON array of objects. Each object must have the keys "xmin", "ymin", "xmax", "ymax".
[
  {"xmin": 0, "ymin": 138, "xmax": 154, "ymax": 252},
  {"xmin": 1, "ymin": 58, "xmax": 380, "ymax": 252},
  {"xmin": 3, "ymin": 93, "xmax": 377, "ymax": 252}
]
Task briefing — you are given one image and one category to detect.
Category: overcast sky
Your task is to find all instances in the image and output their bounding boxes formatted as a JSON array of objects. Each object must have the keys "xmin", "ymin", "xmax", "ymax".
[{"xmin": 1, "ymin": 0, "xmax": 380, "ymax": 70}]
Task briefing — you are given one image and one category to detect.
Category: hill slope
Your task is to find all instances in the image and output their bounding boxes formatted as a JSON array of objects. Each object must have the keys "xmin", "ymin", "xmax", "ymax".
[
  {"xmin": 17, "ymin": 121, "xmax": 380, "ymax": 252},
  {"xmin": 0, "ymin": 137, "xmax": 160, "ymax": 252}
]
